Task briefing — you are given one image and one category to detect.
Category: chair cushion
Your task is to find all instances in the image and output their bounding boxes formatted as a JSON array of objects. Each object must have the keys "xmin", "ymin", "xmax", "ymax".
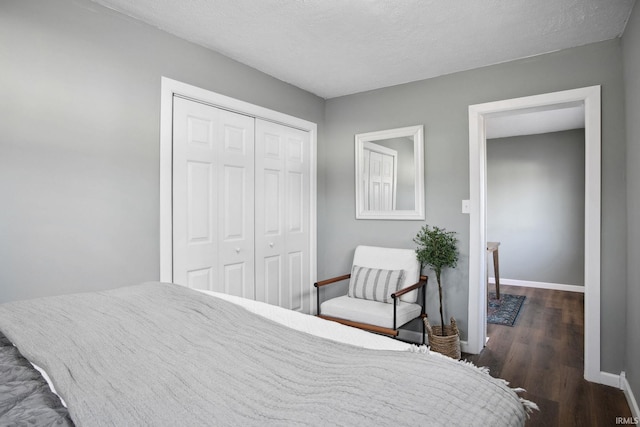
[
  {"xmin": 321, "ymin": 295, "xmax": 422, "ymax": 330},
  {"xmin": 348, "ymin": 265, "xmax": 404, "ymax": 303},
  {"xmin": 352, "ymin": 246, "xmax": 421, "ymax": 303}
]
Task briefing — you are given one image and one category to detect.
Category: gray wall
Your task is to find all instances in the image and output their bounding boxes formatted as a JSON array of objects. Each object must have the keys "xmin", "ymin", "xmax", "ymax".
[
  {"xmin": 487, "ymin": 130, "xmax": 585, "ymax": 286},
  {"xmin": 320, "ymin": 39, "xmax": 627, "ymax": 374},
  {"xmin": 0, "ymin": 0, "xmax": 324, "ymax": 303},
  {"xmin": 623, "ymin": 0, "xmax": 640, "ymax": 412}
]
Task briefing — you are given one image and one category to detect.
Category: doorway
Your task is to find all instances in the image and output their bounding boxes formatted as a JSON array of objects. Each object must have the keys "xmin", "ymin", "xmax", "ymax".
[
  {"xmin": 485, "ymin": 120, "xmax": 585, "ymax": 347},
  {"xmin": 486, "ymin": 106, "xmax": 587, "ymax": 292},
  {"xmin": 467, "ymin": 86, "xmax": 608, "ymax": 385}
]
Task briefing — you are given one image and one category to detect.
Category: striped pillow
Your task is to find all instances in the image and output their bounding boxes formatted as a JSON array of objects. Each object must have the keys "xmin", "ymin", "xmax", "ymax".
[{"xmin": 348, "ymin": 265, "xmax": 405, "ymax": 304}]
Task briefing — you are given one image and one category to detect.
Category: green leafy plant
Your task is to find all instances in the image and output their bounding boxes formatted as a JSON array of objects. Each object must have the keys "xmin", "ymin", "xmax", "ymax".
[{"xmin": 414, "ymin": 225, "xmax": 459, "ymax": 335}]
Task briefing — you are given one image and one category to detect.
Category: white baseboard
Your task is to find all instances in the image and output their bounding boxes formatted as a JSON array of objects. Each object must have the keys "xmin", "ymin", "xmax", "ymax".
[
  {"xmin": 399, "ymin": 329, "xmax": 424, "ymax": 345},
  {"xmin": 489, "ymin": 278, "xmax": 585, "ymax": 293},
  {"xmin": 621, "ymin": 372, "xmax": 640, "ymax": 419},
  {"xmin": 594, "ymin": 371, "xmax": 623, "ymax": 388}
]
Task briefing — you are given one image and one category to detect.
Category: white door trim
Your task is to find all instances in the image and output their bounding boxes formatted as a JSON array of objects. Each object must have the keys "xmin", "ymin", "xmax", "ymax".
[
  {"xmin": 467, "ymin": 86, "xmax": 603, "ymax": 384},
  {"xmin": 159, "ymin": 77, "xmax": 318, "ymax": 311}
]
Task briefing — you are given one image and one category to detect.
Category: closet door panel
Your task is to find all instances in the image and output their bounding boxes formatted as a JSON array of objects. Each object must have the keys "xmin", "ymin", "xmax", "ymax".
[
  {"xmin": 218, "ymin": 110, "xmax": 255, "ymax": 299},
  {"xmin": 287, "ymin": 171, "xmax": 304, "ymax": 232},
  {"xmin": 261, "ymin": 255, "xmax": 282, "ymax": 306},
  {"xmin": 223, "ymin": 263, "xmax": 247, "ymax": 296},
  {"xmin": 287, "ymin": 251, "xmax": 304, "ymax": 311},
  {"xmin": 256, "ymin": 165, "xmax": 282, "ymax": 305},
  {"xmin": 173, "ymin": 98, "xmax": 219, "ymax": 291},
  {"xmin": 187, "ymin": 268, "xmax": 214, "ymax": 291},
  {"xmin": 284, "ymin": 131, "xmax": 310, "ymax": 312},
  {"xmin": 255, "ymin": 126, "xmax": 285, "ymax": 305},
  {"xmin": 187, "ymin": 162, "xmax": 213, "ymax": 242},
  {"xmin": 263, "ymin": 169, "xmax": 282, "ymax": 235},
  {"xmin": 256, "ymin": 120, "xmax": 310, "ymax": 312}
]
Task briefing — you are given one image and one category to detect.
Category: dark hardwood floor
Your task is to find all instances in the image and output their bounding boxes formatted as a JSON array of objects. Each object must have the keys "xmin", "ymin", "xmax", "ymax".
[{"xmin": 463, "ymin": 285, "xmax": 631, "ymax": 426}]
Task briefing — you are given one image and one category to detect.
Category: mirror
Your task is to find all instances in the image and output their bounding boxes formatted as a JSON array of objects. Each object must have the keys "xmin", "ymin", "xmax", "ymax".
[{"xmin": 355, "ymin": 125, "xmax": 425, "ymax": 220}]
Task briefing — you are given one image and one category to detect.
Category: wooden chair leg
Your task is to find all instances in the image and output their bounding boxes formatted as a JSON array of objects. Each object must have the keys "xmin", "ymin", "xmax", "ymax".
[{"xmin": 493, "ymin": 248, "xmax": 500, "ymax": 299}]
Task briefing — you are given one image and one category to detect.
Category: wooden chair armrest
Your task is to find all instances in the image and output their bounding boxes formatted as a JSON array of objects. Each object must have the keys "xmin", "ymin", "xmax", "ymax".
[
  {"xmin": 314, "ymin": 274, "xmax": 351, "ymax": 288},
  {"xmin": 391, "ymin": 275, "xmax": 428, "ymax": 299},
  {"xmin": 318, "ymin": 315, "xmax": 400, "ymax": 337}
]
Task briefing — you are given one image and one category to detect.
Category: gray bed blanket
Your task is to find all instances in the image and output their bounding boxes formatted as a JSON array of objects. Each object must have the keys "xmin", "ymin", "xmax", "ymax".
[{"xmin": 0, "ymin": 282, "xmax": 531, "ymax": 426}]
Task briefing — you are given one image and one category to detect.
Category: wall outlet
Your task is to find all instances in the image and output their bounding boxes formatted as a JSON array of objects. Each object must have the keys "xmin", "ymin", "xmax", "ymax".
[{"xmin": 462, "ymin": 199, "xmax": 470, "ymax": 214}]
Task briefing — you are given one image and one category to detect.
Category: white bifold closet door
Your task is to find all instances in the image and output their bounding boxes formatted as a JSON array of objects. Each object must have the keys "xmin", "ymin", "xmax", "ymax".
[
  {"xmin": 173, "ymin": 97, "xmax": 255, "ymax": 299},
  {"xmin": 172, "ymin": 97, "xmax": 311, "ymax": 312},
  {"xmin": 255, "ymin": 119, "xmax": 310, "ymax": 312}
]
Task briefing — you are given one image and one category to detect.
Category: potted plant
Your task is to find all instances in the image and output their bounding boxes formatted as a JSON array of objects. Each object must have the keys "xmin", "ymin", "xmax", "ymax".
[{"xmin": 414, "ymin": 224, "xmax": 461, "ymax": 358}]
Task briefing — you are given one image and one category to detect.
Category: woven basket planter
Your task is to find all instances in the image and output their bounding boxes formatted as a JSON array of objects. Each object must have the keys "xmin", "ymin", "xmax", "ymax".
[{"xmin": 424, "ymin": 316, "xmax": 461, "ymax": 360}]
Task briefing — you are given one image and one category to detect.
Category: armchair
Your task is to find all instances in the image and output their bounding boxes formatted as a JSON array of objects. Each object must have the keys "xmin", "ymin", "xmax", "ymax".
[{"xmin": 314, "ymin": 246, "xmax": 428, "ymax": 344}]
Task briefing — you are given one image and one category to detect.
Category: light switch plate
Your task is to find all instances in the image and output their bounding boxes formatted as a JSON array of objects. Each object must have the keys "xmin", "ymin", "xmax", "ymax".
[{"xmin": 462, "ymin": 199, "xmax": 470, "ymax": 214}]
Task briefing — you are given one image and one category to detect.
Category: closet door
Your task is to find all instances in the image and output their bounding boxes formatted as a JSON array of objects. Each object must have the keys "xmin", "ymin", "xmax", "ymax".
[
  {"xmin": 173, "ymin": 97, "xmax": 218, "ymax": 291},
  {"xmin": 217, "ymin": 110, "xmax": 255, "ymax": 299},
  {"xmin": 255, "ymin": 120, "xmax": 310, "ymax": 312},
  {"xmin": 173, "ymin": 97, "xmax": 255, "ymax": 298}
]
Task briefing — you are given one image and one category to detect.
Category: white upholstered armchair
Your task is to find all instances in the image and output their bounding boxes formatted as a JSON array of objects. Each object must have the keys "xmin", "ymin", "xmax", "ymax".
[{"xmin": 314, "ymin": 246, "xmax": 428, "ymax": 344}]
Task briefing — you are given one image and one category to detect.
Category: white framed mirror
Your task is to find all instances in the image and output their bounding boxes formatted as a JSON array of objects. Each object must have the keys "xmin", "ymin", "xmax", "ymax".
[{"xmin": 355, "ymin": 125, "xmax": 425, "ymax": 220}]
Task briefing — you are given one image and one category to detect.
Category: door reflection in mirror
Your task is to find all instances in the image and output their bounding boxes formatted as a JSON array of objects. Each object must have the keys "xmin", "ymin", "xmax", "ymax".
[{"xmin": 355, "ymin": 126, "xmax": 424, "ymax": 220}]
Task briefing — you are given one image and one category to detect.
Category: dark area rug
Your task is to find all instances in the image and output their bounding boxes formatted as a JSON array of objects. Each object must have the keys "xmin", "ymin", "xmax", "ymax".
[{"xmin": 487, "ymin": 293, "xmax": 525, "ymax": 326}]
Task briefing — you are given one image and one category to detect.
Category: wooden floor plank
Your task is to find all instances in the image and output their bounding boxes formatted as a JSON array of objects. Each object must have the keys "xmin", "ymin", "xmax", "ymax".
[{"xmin": 463, "ymin": 285, "xmax": 631, "ymax": 426}]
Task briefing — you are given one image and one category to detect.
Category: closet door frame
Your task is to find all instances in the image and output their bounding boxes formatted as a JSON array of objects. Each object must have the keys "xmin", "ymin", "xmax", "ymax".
[{"xmin": 159, "ymin": 77, "xmax": 318, "ymax": 313}]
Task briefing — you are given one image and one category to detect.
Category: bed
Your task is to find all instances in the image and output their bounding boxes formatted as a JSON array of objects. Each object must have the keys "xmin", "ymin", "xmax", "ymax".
[{"xmin": 0, "ymin": 282, "xmax": 535, "ymax": 426}]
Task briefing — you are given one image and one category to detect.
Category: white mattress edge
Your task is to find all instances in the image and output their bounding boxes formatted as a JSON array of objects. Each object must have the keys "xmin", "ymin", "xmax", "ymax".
[
  {"xmin": 31, "ymin": 362, "xmax": 68, "ymax": 407},
  {"xmin": 196, "ymin": 289, "xmax": 415, "ymax": 352}
]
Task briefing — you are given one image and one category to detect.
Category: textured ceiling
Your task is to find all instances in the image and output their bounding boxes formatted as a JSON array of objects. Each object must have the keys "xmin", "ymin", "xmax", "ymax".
[{"xmin": 91, "ymin": 0, "xmax": 635, "ymax": 99}]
